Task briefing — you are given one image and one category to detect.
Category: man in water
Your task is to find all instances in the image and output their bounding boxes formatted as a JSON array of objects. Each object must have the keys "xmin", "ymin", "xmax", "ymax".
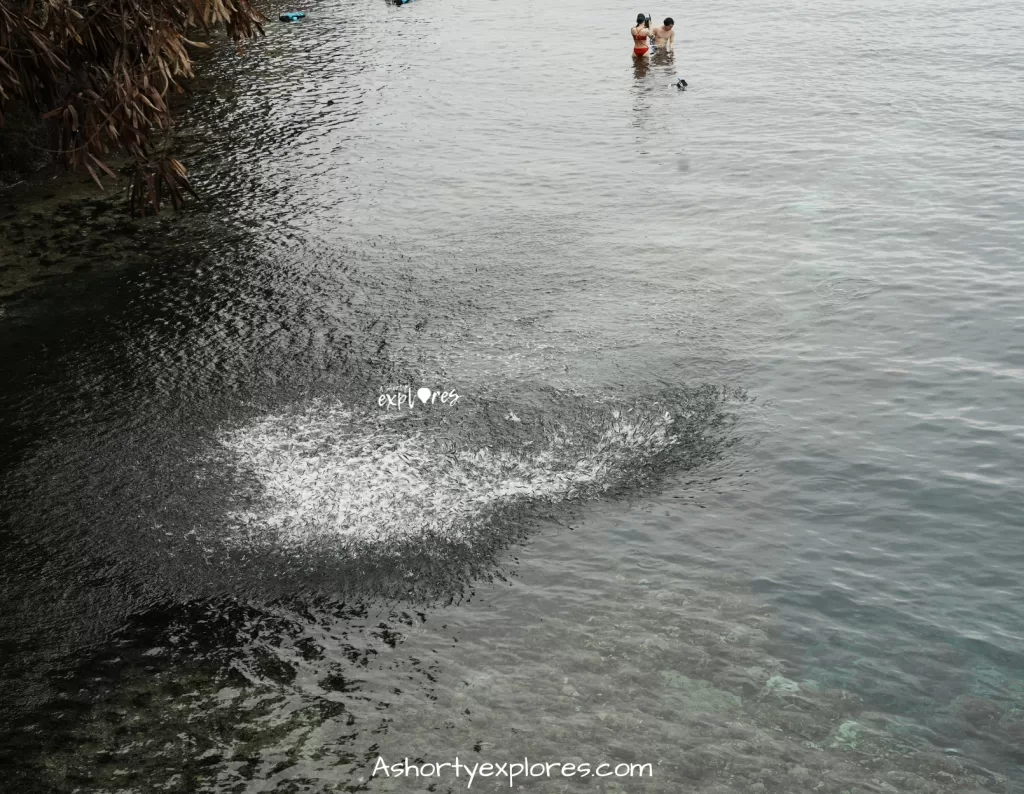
[{"xmin": 651, "ymin": 18, "xmax": 675, "ymax": 53}]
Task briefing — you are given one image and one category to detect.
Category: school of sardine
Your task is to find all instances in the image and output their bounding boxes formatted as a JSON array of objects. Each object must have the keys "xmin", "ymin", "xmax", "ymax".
[{"xmin": 217, "ymin": 398, "xmax": 687, "ymax": 547}]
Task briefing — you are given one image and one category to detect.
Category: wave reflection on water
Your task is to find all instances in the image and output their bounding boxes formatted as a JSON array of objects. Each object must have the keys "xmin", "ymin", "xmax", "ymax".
[
  {"xmin": 5, "ymin": 560, "xmax": 1016, "ymax": 794},
  {"xmin": 2, "ymin": 0, "xmax": 1024, "ymax": 786}
]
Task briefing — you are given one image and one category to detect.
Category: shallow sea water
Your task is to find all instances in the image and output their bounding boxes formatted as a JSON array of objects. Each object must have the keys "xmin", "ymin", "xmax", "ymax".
[{"xmin": 1, "ymin": 0, "xmax": 1023, "ymax": 791}]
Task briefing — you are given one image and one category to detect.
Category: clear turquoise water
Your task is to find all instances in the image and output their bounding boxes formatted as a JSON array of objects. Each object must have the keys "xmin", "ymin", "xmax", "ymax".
[{"xmin": 1, "ymin": 0, "xmax": 1022, "ymax": 790}]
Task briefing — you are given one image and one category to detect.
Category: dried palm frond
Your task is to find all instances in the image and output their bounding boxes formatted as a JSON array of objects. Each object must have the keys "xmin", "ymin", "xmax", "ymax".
[{"xmin": 0, "ymin": 0, "xmax": 264, "ymax": 212}]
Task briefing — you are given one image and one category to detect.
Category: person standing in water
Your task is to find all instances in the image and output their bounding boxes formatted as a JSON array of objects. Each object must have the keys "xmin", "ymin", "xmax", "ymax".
[
  {"xmin": 631, "ymin": 14, "xmax": 654, "ymax": 57},
  {"xmin": 651, "ymin": 18, "xmax": 675, "ymax": 53}
]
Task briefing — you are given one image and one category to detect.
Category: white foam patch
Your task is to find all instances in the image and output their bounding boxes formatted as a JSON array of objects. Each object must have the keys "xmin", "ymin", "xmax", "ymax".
[{"xmin": 218, "ymin": 399, "xmax": 680, "ymax": 546}]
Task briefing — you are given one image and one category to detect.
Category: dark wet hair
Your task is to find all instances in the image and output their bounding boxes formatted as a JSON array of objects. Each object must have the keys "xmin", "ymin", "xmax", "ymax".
[
  {"xmin": 636, "ymin": 13, "xmax": 647, "ymax": 24},
  {"xmin": 664, "ymin": 17, "xmax": 674, "ymax": 25}
]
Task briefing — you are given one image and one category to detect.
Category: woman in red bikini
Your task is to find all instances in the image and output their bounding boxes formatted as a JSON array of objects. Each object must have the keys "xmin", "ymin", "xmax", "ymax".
[{"xmin": 631, "ymin": 13, "xmax": 653, "ymax": 58}]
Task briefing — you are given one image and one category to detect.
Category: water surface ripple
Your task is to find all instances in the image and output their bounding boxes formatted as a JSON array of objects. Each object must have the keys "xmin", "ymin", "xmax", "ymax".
[{"xmin": 1, "ymin": 0, "xmax": 1023, "ymax": 790}]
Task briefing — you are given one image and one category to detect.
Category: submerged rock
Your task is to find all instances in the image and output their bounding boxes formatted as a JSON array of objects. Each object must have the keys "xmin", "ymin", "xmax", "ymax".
[
  {"xmin": 660, "ymin": 670, "xmax": 743, "ymax": 717},
  {"xmin": 831, "ymin": 719, "xmax": 864, "ymax": 748},
  {"xmin": 764, "ymin": 675, "xmax": 800, "ymax": 695},
  {"xmin": 955, "ymin": 695, "xmax": 1003, "ymax": 729}
]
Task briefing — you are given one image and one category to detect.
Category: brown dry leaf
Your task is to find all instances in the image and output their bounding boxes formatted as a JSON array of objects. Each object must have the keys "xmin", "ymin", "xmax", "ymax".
[
  {"xmin": 87, "ymin": 152, "xmax": 116, "ymax": 179},
  {"xmin": 1, "ymin": 0, "xmax": 264, "ymax": 212},
  {"xmin": 84, "ymin": 161, "xmax": 103, "ymax": 189}
]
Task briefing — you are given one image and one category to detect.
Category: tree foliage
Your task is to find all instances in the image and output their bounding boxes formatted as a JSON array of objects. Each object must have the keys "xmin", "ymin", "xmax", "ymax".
[{"xmin": 0, "ymin": 0, "xmax": 264, "ymax": 212}]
